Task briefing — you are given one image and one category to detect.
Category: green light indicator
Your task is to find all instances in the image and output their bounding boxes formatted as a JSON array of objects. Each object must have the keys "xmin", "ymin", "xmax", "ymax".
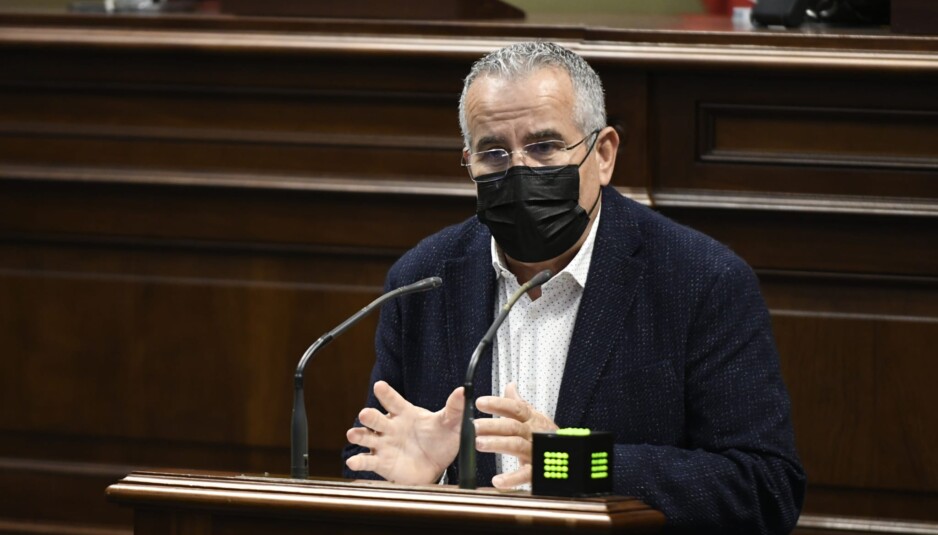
[
  {"xmin": 556, "ymin": 428, "xmax": 591, "ymax": 436},
  {"xmin": 544, "ymin": 471, "xmax": 570, "ymax": 479},
  {"xmin": 543, "ymin": 450, "xmax": 570, "ymax": 479},
  {"xmin": 588, "ymin": 449, "xmax": 610, "ymax": 479}
]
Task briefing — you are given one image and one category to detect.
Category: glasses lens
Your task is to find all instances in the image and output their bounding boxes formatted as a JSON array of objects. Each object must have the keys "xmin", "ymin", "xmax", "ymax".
[
  {"xmin": 522, "ymin": 140, "xmax": 566, "ymax": 166},
  {"xmin": 469, "ymin": 149, "xmax": 509, "ymax": 182}
]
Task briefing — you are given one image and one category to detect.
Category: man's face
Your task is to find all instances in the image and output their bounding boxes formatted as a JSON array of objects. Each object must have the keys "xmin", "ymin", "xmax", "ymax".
[{"xmin": 463, "ymin": 67, "xmax": 609, "ymax": 215}]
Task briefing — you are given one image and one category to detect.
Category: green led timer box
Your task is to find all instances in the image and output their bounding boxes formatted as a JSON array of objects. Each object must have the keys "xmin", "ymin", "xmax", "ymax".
[{"xmin": 532, "ymin": 428, "xmax": 613, "ymax": 497}]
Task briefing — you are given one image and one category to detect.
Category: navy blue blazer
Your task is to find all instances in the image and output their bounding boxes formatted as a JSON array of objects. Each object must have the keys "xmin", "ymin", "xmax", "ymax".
[{"xmin": 343, "ymin": 186, "xmax": 805, "ymax": 534}]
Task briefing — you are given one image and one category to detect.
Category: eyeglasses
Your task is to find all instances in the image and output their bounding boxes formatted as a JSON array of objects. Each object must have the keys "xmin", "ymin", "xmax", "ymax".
[{"xmin": 462, "ymin": 129, "xmax": 601, "ymax": 183}]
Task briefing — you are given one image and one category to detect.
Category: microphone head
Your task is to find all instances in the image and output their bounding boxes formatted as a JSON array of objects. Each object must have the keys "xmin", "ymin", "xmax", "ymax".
[
  {"xmin": 400, "ymin": 276, "xmax": 443, "ymax": 294},
  {"xmin": 531, "ymin": 269, "xmax": 552, "ymax": 287}
]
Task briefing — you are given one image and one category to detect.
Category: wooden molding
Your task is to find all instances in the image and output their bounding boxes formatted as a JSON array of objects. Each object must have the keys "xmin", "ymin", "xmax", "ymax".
[
  {"xmin": 652, "ymin": 189, "xmax": 938, "ymax": 217},
  {"xmin": 798, "ymin": 514, "xmax": 938, "ymax": 534},
  {"xmin": 2, "ymin": 26, "xmax": 938, "ymax": 74},
  {"xmin": 107, "ymin": 470, "xmax": 665, "ymax": 533}
]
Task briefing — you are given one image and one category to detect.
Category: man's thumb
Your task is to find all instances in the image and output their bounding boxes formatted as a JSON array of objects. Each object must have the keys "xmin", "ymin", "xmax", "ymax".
[{"xmin": 443, "ymin": 386, "xmax": 465, "ymax": 418}]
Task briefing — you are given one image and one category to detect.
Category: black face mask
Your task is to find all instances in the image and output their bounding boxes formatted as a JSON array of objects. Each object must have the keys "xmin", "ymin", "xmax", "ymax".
[{"xmin": 476, "ymin": 165, "xmax": 599, "ymax": 263}]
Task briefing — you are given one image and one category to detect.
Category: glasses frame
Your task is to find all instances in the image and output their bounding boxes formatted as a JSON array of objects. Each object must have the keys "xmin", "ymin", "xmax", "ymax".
[{"xmin": 462, "ymin": 128, "xmax": 602, "ymax": 183}]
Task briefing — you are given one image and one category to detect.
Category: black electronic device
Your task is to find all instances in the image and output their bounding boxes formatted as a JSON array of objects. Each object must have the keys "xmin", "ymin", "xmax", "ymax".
[
  {"xmin": 809, "ymin": 0, "xmax": 890, "ymax": 24},
  {"xmin": 751, "ymin": 0, "xmax": 812, "ymax": 27},
  {"xmin": 532, "ymin": 428, "xmax": 614, "ymax": 497}
]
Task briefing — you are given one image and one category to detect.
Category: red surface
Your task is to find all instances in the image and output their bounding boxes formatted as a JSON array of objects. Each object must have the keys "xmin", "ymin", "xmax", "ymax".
[{"xmin": 700, "ymin": 0, "xmax": 754, "ymax": 15}]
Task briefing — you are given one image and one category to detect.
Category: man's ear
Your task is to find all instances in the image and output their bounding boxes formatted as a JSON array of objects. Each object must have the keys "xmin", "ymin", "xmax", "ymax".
[{"xmin": 595, "ymin": 126, "xmax": 620, "ymax": 187}]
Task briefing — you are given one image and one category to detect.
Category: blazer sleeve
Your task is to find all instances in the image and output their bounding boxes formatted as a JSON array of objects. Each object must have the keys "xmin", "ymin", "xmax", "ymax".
[{"xmin": 613, "ymin": 258, "xmax": 806, "ymax": 534}]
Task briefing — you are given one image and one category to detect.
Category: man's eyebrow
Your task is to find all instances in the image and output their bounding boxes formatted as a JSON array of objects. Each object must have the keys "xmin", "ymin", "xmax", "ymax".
[
  {"xmin": 474, "ymin": 135, "xmax": 506, "ymax": 151},
  {"xmin": 525, "ymin": 129, "xmax": 564, "ymax": 143}
]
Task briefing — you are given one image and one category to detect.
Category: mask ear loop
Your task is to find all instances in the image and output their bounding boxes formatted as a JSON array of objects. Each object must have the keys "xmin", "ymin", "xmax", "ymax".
[
  {"xmin": 575, "ymin": 128, "xmax": 602, "ymax": 167},
  {"xmin": 579, "ymin": 129, "xmax": 604, "ymax": 219},
  {"xmin": 586, "ymin": 186, "xmax": 602, "ymax": 217}
]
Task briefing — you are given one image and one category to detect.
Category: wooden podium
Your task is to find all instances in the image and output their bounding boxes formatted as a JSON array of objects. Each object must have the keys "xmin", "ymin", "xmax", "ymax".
[{"xmin": 106, "ymin": 470, "xmax": 665, "ymax": 534}]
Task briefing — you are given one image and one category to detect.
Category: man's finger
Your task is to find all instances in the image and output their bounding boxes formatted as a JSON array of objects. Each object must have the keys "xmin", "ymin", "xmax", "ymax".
[
  {"xmin": 476, "ymin": 395, "xmax": 530, "ymax": 422},
  {"xmin": 357, "ymin": 408, "xmax": 390, "ymax": 434},
  {"xmin": 442, "ymin": 386, "xmax": 465, "ymax": 423},
  {"xmin": 346, "ymin": 426, "xmax": 381, "ymax": 450},
  {"xmin": 504, "ymin": 382, "xmax": 525, "ymax": 402},
  {"xmin": 475, "ymin": 435, "xmax": 531, "ymax": 462},
  {"xmin": 345, "ymin": 452, "xmax": 380, "ymax": 474},
  {"xmin": 492, "ymin": 464, "xmax": 532, "ymax": 489},
  {"xmin": 373, "ymin": 380, "xmax": 412, "ymax": 415},
  {"xmin": 474, "ymin": 417, "xmax": 527, "ymax": 438}
]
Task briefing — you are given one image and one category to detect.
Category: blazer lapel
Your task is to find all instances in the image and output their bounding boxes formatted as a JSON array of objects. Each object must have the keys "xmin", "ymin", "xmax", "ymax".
[
  {"xmin": 443, "ymin": 230, "xmax": 498, "ymax": 486},
  {"xmin": 555, "ymin": 188, "xmax": 646, "ymax": 427}
]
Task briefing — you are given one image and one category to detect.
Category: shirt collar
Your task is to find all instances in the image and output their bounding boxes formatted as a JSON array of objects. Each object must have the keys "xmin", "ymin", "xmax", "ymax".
[{"xmin": 489, "ymin": 204, "xmax": 601, "ymax": 289}]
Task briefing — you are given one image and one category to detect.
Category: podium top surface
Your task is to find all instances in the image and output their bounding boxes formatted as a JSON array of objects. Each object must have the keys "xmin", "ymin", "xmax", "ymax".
[{"xmin": 107, "ymin": 469, "xmax": 665, "ymax": 533}]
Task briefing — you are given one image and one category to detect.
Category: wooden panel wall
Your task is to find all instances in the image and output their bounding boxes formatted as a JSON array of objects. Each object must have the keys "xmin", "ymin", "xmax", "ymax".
[
  {"xmin": 0, "ymin": 12, "xmax": 937, "ymax": 535},
  {"xmin": 0, "ymin": 25, "xmax": 479, "ymax": 534}
]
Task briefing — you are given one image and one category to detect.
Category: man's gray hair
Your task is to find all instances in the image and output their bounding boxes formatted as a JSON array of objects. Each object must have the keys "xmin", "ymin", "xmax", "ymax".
[{"xmin": 458, "ymin": 41, "xmax": 607, "ymax": 150}]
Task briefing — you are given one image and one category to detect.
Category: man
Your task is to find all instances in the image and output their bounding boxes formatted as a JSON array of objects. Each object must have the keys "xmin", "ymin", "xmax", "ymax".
[{"xmin": 343, "ymin": 41, "xmax": 805, "ymax": 534}]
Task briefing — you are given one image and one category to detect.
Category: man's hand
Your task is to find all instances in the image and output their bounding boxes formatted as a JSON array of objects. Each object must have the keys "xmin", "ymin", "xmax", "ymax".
[
  {"xmin": 345, "ymin": 381, "xmax": 463, "ymax": 485},
  {"xmin": 475, "ymin": 382, "xmax": 559, "ymax": 489}
]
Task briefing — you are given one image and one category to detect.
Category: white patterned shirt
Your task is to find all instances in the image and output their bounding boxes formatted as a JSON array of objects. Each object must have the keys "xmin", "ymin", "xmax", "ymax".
[{"xmin": 490, "ymin": 208, "xmax": 600, "ymax": 479}]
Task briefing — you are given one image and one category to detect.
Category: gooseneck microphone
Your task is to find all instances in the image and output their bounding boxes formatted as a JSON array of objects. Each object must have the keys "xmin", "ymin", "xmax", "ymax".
[
  {"xmin": 458, "ymin": 269, "xmax": 552, "ymax": 489},
  {"xmin": 291, "ymin": 276, "xmax": 442, "ymax": 479}
]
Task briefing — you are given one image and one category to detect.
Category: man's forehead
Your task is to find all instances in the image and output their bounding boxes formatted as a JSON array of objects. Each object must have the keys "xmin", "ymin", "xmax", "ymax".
[
  {"xmin": 469, "ymin": 66, "xmax": 572, "ymax": 99},
  {"xmin": 466, "ymin": 68, "xmax": 576, "ymax": 148}
]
